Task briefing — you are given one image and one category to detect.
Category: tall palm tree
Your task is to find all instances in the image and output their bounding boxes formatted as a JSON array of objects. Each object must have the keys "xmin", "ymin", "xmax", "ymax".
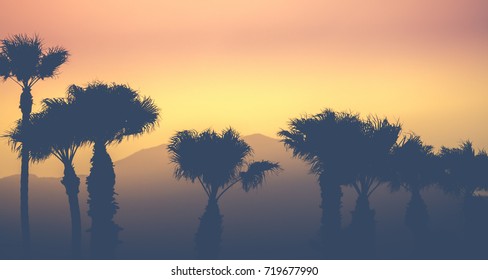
[
  {"xmin": 0, "ymin": 34, "xmax": 69, "ymax": 254},
  {"xmin": 65, "ymin": 81, "xmax": 159, "ymax": 258},
  {"xmin": 167, "ymin": 128, "xmax": 280, "ymax": 258},
  {"xmin": 346, "ymin": 116, "xmax": 400, "ymax": 259},
  {"xmin": 278, "ymin": 109, "xmax": 364, "ymax": 258},
  {"xmin": 5, "ymin": 97, "xmax": 85, "ymax": 258}
]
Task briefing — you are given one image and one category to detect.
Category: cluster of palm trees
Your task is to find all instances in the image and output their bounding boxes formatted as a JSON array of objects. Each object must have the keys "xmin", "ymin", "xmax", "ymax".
[
  {"xmin": 278, "ymin": 109, "xmax": 488, "ymax": 258},
  {"xmin": 1, "ymin": 34, "xmax": 487, "ymax": 259},
  {"xmin": 1, "ymin": 35, "xmax": 160, "ymax": 258}
]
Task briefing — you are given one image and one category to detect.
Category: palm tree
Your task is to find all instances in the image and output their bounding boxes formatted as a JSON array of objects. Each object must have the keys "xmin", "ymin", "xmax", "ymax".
[
  {"xmin": 0, "ymin": 34, "xmax": 69, "ymax": 254},
  {"xmin": 391, "ymin": 134, "xmax": 437, "ymax": 258},
  {"xmin": 5, "ymin": 97, "xmax": 85, "ymax": 258},
  {"xmin": 167, "ymin": 128, "xmax": 280, "ymax": 258},
  {"xmin": 278, "ymin": 109, "xmax": 364, "ymax": 258},
  {"xmin": 347, "ymin": 116, "xmax": 400, "ymax": 259},
  {"xmin": 65, "ymin": 81, "xmax": 159, "ymax": 258},
  {"xmin": 439, "ymin": 141, "xmax": 488, "ymax": 258}
]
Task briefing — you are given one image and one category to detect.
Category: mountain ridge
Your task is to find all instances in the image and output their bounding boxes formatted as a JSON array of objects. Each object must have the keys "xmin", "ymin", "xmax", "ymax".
[{"xmin": 0, "ymin": 134, "xmax": 288, "ymax": 180}]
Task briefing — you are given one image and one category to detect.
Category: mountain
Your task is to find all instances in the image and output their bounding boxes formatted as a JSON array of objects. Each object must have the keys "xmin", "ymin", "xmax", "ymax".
[{"xmin": 113, "ymin": 134, "xmax": 309, "ymax": 185}]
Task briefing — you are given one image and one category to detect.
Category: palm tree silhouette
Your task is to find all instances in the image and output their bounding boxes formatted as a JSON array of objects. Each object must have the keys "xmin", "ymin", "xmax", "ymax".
[
  {"xmin": 391, "ymin": 134, "xmax": 437, "ymax": 258},
  {"xmin": 439, "ymin": 141, "xmax": 488, "ymax": 258},
  {"xmin": 167, "ymin": 128, "xmax": 280, "ymax": 258},
  {"xmin": 278, "ymin": 109, "xmax": 401, "ymax": 259},
  {"xmin": 65, "ymin": 81, "xmax": 159, "ymax": 258},
  {"xmin": 347, "ymin": 117, "xmax": 400, "ymax": 259},
  {"xmin": 5, "ymin": 97, "xmax": 85, "ymax": 258},
  {"xmin": 278, "ymin": 109, "xmax": 363, "ymax": 258},
  {"xmin": 0, "ymin": 34, "xmax": 69, "ymax": 255}
]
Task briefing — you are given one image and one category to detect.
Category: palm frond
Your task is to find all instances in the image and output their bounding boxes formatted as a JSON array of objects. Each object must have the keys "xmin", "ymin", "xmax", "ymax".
[
  {"xmin": 1, "ymin": 34, "xmax": 42, "ymax": 84},
  {"xmin": 123, "ymin": 96, "xmax": 160, "ymax": 138},
  {"xmin": 0, "ymin": 53, "xmax": 10, "ymax": 80},
  {"xmin": 241, "ymin": 161, "xmax": 281, "ymax": 191},
  {"xmin": 2, "ymin": 116, "xmax": 52, "ymax": 163},
  {"xmin": 37, "ymin": 46, "xmax": 69, "ymax": 79}
]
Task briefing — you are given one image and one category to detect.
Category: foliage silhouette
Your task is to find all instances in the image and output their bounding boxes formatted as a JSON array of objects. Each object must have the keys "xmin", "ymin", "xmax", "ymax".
[
  {"xmin": 66, "ymin": 81, "xmax": 160, "ymax": 166},
  {"xmin": 279, "ymin": 109, "xmax": 401, "ymax": 259},
  {"xmin": 278, "ymin": 109, "xmax": 364, "ymax": 181},
  {"xmin": 167, "ymin": 128, "xmax": 281, "ymax": 202},
  {"xmin": 5, "ymin": 98, "xmax": 85, "ymax": 176},
  {"xmin": 439, "ymin": 141, "xmax": 488, "ymax": 258},
  {"xmin": 439, "ymin": 141, "xmax": 488, "ymax": 197},
  {"xmin": 0, "ymin": 34, "xmax": 69, "ymax": 256}
]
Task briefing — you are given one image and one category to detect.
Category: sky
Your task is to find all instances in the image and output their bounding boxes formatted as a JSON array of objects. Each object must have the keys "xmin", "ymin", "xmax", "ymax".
[{"xmin": 1, "ymin": 0, "xmax": 487, "ymax": 178}]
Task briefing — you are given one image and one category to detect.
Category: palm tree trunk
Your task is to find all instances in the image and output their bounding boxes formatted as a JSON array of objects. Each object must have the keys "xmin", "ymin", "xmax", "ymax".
[
  {"xmin": 195, "ymin": 199, "xmax": 222, "ymax": 259},
  {"xmin": 61, "ymin": 162, "xmax": 81, "ymax": 259},
  {"xmin": 20, "ymin": 87, "xmax": 33, "ymax": 258},
  {"xmin": 87, "ymin": 140, "xmax": 120, "ymax": 259},
  {"xmin": 348, "ymin": 193, "xmax": 376, "ymax": 259},
  {"xmin": 405, "ymin": 187, "xmax": 430, "ymax": 258},
  {"xmin": 208, "ymin": 187, "xmax": 219, "ymax": 203},
  {"xmin": 318, "ymin": 173, "xmax": 343, "ymax": 259},
  {"xmin": 20, "ymin": 148, "xmax": 30, "ymax": 258}
]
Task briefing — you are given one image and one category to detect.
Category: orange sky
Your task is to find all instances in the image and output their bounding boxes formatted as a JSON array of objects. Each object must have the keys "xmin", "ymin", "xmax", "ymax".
[{"xmin": 1, "ymin": 0, "xmax": 487, "ymax": 178}]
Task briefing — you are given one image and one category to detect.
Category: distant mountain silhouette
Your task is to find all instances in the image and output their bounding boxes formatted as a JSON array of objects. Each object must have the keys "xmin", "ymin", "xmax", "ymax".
[
  {"xmin": 112, "ymin": 134, "xmax": 306, "ymax": 183},
  {"xmin": 1, "ymin": 134, "xmax": 293, "ymax": 180}
]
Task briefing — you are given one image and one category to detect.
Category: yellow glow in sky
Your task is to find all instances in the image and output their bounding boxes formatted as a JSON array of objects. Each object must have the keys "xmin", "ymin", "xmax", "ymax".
[{"xmin": 1, "ymin": 0, "xmax": 487, "ymax": 178}]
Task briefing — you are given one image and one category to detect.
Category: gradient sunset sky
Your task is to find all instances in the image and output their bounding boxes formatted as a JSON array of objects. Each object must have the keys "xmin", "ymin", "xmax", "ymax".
[{"xmin": 1, "ymin": 0, "xmax": 487, "ymax": 177}]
